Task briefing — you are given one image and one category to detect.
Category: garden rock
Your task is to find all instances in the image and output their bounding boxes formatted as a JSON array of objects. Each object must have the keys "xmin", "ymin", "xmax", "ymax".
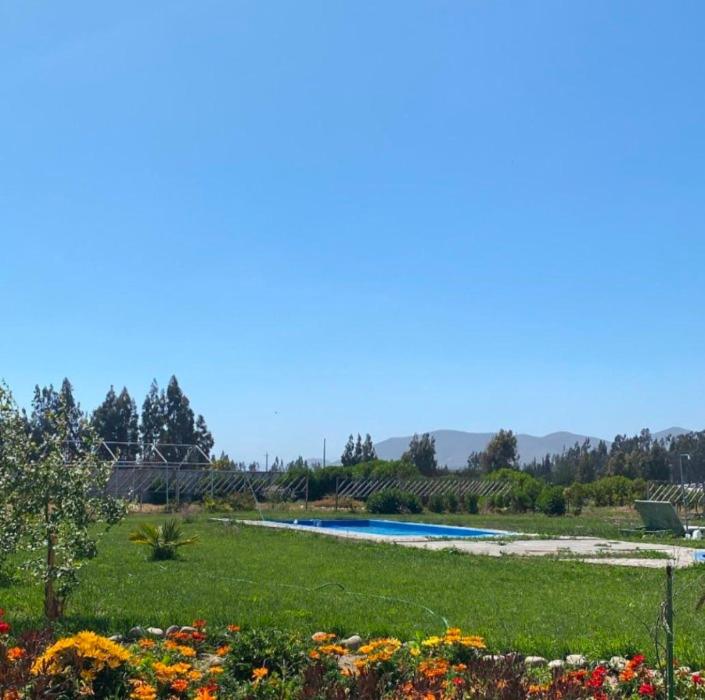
[
  {"xmin": 608, "ymin": 656, "xmax": 627, "ymax": 670},
  {"xmin": 166, "ymin": 625, "xmax": 180, "ymax": 636},
  {"xmin": 341, "ymin": 635, "xmax": 362, "ymax": 650},
  {"xmin": 482, "ymin": 655, "xmax": 506, "ymax": 663},
  {"xmin": 566, "ymin": 654, "xmax": 587, "ymax": 667},
  {"xmin": 524, "ymin": 656, "xmax": 547, "ymax": 667},
  {"xmin": 548, "ymin": 660, "xmax": 564, "ymax": 671},
  {"xmin": 199, "ymin": 654, "xmax": 226, "ymax": 669},
  {"xmin": 108, "ymin": 634, "xmax": 123, "ymax": 643},
  {"xmin": 146, "ymin": 627, "xmax": 164, "ymax": 637},
  {"xmin": 127, "ymin": 626, "xmax": 145, "ymax": 640},
  {"xmin": 181, "ymin": 626, "xmax": 197, "ymax": 633}
]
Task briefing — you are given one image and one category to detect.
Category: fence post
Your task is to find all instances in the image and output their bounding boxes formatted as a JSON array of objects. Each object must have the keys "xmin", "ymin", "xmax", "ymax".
[
  {"xmin": 665, "ymin": 564, "xmax": 675, "ymax": 700},
  {"xmin": 305, "ymin": 477, "xmax": 309, "ymax": 511},
  {"xmin": 335, "ymin": 477, "xmax": 339, "ymax": 512},
  {"xmin": 166, "ymin": 464, "xmax": 170, "ymax": 509}
]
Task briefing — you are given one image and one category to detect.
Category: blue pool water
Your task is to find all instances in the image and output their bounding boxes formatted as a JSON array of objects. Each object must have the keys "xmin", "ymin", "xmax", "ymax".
[{"xmin": 278, "ymin": 519, "xmax": 509, "ymax": 538}]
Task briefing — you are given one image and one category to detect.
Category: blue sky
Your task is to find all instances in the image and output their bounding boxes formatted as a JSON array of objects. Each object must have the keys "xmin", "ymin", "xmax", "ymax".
[{"xmin": 1, "ymin": 1, "xmax": 704, "ymax": 463}]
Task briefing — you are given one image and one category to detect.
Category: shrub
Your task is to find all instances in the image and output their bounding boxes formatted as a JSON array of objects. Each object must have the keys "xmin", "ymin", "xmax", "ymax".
[
  {"xmin": 486, "ymin": 468, "xmax": 543, "ymax": 512},
  {"xmin": 537, "ymin": 486, "xmax": 567, "ymax": 516},
  {"xmin": 427, "ymin": 493, "xmax": 447, "ymax": 513},
  {"xmin": 128, "ymin": 519, "xmax": 198, "ymax": 560},
  {"xmin": 446, "ymin": 492, "xmax": 460, "ymax": 513},
  {"xmin": 464, "ymin": 493, "xmax": 479, "ymax": 514},
  {"xmin": 366, "ymin": 489, "xmax": 422, "ymax": 514}
]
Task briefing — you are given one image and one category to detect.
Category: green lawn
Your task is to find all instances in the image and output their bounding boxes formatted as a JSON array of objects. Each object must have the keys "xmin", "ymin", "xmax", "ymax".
[{"xmin": 5, "ymin": 511, "xmax": 705, "ymax": 665}]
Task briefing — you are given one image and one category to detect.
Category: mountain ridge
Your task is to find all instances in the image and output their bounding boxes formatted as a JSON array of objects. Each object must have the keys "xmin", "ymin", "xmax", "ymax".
[{"xmin": 373, "ymin": 427, "xmax": 693, "ymax": 469}]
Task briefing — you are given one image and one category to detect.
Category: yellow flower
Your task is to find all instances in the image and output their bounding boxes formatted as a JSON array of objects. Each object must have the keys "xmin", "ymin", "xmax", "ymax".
[
  {"xmin": 138, "ymin": 638, "xmax": 156, "ymax": 650},
  {"xmin": 32, "ymin": 631, "xmax": 131, "ymax": 678},
  {"xmin": 209, "ymin": 666, "xmax": 224, "ymax": 674},
  {"xmin": 312, "ymin": 632, "xmax": 336, "ymax": 643}
]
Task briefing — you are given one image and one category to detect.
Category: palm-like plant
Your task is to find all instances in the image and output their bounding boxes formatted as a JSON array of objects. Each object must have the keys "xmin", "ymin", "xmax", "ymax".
[{"xmin": 128, "ymin": 519, "xmax": 198, "ymax": 560}]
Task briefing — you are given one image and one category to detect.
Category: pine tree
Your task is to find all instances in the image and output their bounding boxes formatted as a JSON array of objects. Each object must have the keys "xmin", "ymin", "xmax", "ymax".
[
  {"xmin": 92, "ymin": 386, "xmax": 139, "ymax": 461},
  {"xmin": 361, "ymin": 433, "xmax": 377, "ymax": 462},
  {"xmin": 341, "ymin": 434, "xmax": 356, "ymax": 466},
  {"xmin": 353, "ymin": 434, "xmax": 363, "ymax": 464},
  {"xmin": 164, "ymin": 376, "xmax": 195, "ymax": 461},
  {"xmin": 140, "ymin": 380, "xmax": 166, "ymax": 448},
  {"xmin": 194, "ymin": 414, "xmax": 214, "ymax": 462}
]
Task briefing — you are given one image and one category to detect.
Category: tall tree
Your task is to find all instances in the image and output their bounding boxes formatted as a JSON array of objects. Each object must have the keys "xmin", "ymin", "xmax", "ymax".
[
  {"xmin": 140, "ymin": 380, "xmax": 166, "ymax": 447},
  {"xmin": 402, "ymin": 433, "xmax": 438, "ymax": 476},
  {"xmin": 480, "ymin": 429, "xmax": 518, "ymax": 473},
  {"xmin": 92, "ymin": 386, "xmax": 139, "ymax": 461},
  {"xmin": 353, "ymin": 434, "xmax": 363, "ymax": 464},
  {"xmin": 194, "ymin": 414, "xmax": 214, "ymax": 461},
  {"xmin": 341, "ymin": 434, "xmax": 356, "ymax": 466},
  {"xmin": 361, "ymin": 433, "xmax": 377, "ymax": 462},
  {"xmin": 164, "ymin": 376, "xmax": 195, "ymax": 461}
]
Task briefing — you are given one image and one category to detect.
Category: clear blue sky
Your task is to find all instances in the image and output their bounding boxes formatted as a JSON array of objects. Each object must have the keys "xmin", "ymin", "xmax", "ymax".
[{"xmin": 1, "ymin": 1, "xmax": 704, "ymax": 463}]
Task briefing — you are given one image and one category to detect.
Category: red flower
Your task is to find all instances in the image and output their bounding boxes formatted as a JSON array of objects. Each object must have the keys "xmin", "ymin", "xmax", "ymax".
[
  {"xmin": 693, "ymin": 673, "xmax": 703, "ymax": 685},
  {"xmin": 629, "ymin": 654, "xmax": 645, "ymax": 667},
  {"xmin": 0, "ymin": 621, "xmax": 11, "ymax": 634},
  {"xmin": 0, "ymin": 608, "xmax": 5, "ymax": 617},
  {"xmin": 192, "ymin": 619, "xmax": 206, "ymax": 629},
  {"xmin": 586, "ymin": 666, "xmax": 607, "ymax": 688},
  {"xmin": 638, "ymin": 683, "xmax": 656, "ymax": 696}
]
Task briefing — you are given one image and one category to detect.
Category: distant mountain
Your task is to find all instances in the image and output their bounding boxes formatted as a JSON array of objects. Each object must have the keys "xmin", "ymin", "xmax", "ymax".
[{"xmin": 373, "ymin": 428, "xmax": 692, "ymax": 470}]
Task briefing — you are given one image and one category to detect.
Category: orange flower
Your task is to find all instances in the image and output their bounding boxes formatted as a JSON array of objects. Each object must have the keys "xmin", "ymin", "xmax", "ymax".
[
  {"xmin": 216, "ymin": 645, "xmax": 231, "ymax": 656},
  {"xmin": 7, "ymin": 647, "xmax": 27, "ymax": 662},
  {"xmin": 209, "ymin": 666, "xmax": 224, "ymax": 675},
  {"xmin": 192, "ymin": 619, "xmax": 207, "ymax": 630},
  {"xmin": 178, "ymin": 645, "xmax": 196, "ymax": 657},
  {"xmin": 226, "ymin": 625, "xmax": 240, "ymax": 633},
  {"xmin": 312, "ymin": 632, "xmax": 336, "ymax": 643},
  {"xmin": 170, "ymin": 678, "xmax": 189, "ymax": 693},
  {"xmin": 195, "ymin": 688, "xmax": 217, "ymax": 700},
  {"xmin": 138, "ymin": 638, "xmax": 156, "ymax": 649},
  {"xmin": 252, "ymin": 666, "xmax": 269, "ymax": 681},
  {"xmin": 129, "ymin": 680, "xmax": 157, "ymax": 700}
]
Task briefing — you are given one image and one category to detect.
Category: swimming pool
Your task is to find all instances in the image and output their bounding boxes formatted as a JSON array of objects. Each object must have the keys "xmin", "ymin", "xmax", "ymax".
[{"xmin": 276, "ymin": 519, "xmax": 511, "ymax": 538}]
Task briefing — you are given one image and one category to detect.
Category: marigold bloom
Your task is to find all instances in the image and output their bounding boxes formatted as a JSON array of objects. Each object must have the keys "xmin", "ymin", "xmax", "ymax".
[
  {"xmin": 226, "ymin": 624, "xmax": 240, "ymax": 633},
  {"xmin": 7, "ymin": 647, "xmax": 27, "ymax": 662},
  {"xmin": 252, "ymin": 666, "xmax": 269, "ymax": 681},
  {"xmin": 216, "ymin": 645, "xmax": 231, "ymax": 656},
  {"xmin": 312, "ymin": 632, "xmax": 336, "ymax": 643},
  {"xmin": 129, "ymin": 680, "xmax": 157, "ymax": 700},
  {"xmin": 170, "ymin": 678, "xmax": 189, "ymax": 693},
  {"xmin": 138, "ymin": 638, "xmax": 156, "ymax": 649},
  {"xmin": 195, "ymin": 688, "xmax": 217, "ymax": 700}
]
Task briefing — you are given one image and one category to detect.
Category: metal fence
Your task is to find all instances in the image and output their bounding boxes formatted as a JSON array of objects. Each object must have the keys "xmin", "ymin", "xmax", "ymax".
[
  {"xmin": 335, "ymin": 477, "xmax": 512, "ymax": 501},
  {"xmin": 107, "ymin": 466, "xmax": 309, "ymax": 504},
  {"xmin": 647, "ymin": 481, "xmax": 705, "ymax": 510}
]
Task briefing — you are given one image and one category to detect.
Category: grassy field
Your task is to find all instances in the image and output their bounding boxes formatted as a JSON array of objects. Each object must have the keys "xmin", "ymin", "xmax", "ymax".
[{"xmin": 5, "ymin": 510, "xmax": 705, "ymax": 665}]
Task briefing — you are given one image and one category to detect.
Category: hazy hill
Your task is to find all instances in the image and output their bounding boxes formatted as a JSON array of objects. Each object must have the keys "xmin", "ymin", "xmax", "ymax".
[{"xmin": 373, "ymin": 428, "xmax": 691, "ymax": 469}]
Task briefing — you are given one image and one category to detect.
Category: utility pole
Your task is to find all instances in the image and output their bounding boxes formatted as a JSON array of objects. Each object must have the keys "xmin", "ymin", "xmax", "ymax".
[
  {"xmin": 323, "ymin": 438, "xmax": 326, "ymax": 468},
  {"xmin": 665, "ymin": 564, "xmax": 675, "ymax": 700}
]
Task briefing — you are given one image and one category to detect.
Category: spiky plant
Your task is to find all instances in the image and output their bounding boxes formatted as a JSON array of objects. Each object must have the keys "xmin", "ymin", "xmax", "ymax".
[{"xmin": 128, "ymin": 519, "xmax": 198, "ymax": 560}]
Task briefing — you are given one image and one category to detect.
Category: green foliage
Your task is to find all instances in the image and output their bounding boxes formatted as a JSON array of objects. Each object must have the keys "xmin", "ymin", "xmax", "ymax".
[
  {"xmin": 427, "ymin": 493, "xmax": 446, "ymax": 513},
  {"xmin": 91, "ymin": 386, "xmax": 139, "ymax": 460},
  {"xmin": 366, "ymin": 488, "xmax": 422, "ymax": 514},
  {"xmin": 537, "ymin": 486, "xmax": 566, "ymax": 516},
  {"xmin": 463, "ymin": 493, "xmax": 479, "ymax": 514},
  {"xmin": 128, "ymin": 519, "xmax": 198, "ymax": 560},
  {"xmin": 479, "ymin": 429, "xmax": 518, "ymax": 473},
  {"xmin": 445, "ymin": 492, "xmax": 459, "ymax": 513},
  {"xmin": 341, "ymin": 433, "xmax": 377, "ymax": 466},
  {"xmin": 402, "ymin": 433, "xmax": 438, "ymax": 476},
  {"xmin": 586, "ymin": 476, "xmax": 646, "ymax": 507},
  {"xmin": 1, "ymin": 383, "xmax": 126, "ymax": 619},
  {"xmin": 486, "ymin": 468, "xmax": 543, "ymax": 512}
]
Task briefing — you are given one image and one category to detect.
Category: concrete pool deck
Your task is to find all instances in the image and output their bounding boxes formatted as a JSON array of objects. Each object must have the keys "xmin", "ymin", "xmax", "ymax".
[{"xmin": 234, "ymin": 518, "xmax": 701, "ymax": 569}]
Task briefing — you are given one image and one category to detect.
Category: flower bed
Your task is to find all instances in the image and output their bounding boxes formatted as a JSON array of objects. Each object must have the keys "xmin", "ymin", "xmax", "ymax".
[{"xmin": 1, "ymin": 609, "xmax": 703, "ymax": 699}]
